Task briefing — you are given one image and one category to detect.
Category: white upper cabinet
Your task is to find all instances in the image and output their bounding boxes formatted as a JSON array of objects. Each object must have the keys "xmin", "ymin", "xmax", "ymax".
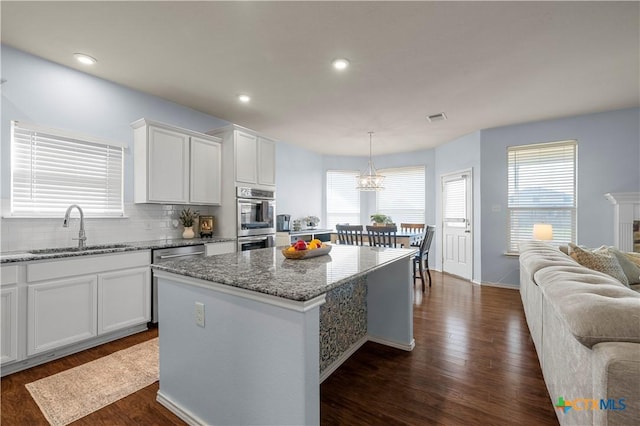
[
  {"xmin": 132, "ymin": 119, "xmax": 222, "ymax": 204},
  {"xmin": 208, "ymin": 125, "xmax": 276, "ymax": 188},
  {"xmin": 235, "ymin": 131, "xmax": 259, "ymax": 184},
  {"xmin": 258, "ymin": 137, "xmax": 276, "ymax": 186},
  {"xmin": 190, "ymin": 136, "xmax": 222, "ymax": 204}
]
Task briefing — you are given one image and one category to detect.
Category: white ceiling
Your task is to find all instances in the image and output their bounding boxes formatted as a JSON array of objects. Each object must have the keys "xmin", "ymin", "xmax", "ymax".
[{"xmin": 2, "ymin": 1, "xmax": 638, "ymax": 156}]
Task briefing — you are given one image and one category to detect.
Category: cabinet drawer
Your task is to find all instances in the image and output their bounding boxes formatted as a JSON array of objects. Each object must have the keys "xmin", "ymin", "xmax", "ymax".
[
  {"xmin": 27, "ymin": 250, "xmax": 150, "ymax": 283},
  {"xmin": 1, "ymin": 265, "xmax": 19, "ymax": 286}
]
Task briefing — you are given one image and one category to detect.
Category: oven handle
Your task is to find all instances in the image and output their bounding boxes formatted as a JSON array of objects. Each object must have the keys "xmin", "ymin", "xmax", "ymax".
[
  {"xmin": 240, "ymin": 237, "xmax": 270, "ymax": 243},
  {"xmin": 158, "ymin": 251, "xmax": 205, "ymax": 260}
]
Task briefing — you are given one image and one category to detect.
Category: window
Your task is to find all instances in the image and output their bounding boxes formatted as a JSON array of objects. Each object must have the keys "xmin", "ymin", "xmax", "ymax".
[
  {"xmin": 507, "ymin": 140, "xmax": 577, "ymax": 252},
  {"xmin": 11, "ymin": 121, "xmax": 124, "ymax": 217},
  {"xmin": 376, "ymin": 166, "xmax": 425, "ymax": 224},
  {"xmin": 326, "ymin": 170, "xmax": 360, "ymax": 230}
]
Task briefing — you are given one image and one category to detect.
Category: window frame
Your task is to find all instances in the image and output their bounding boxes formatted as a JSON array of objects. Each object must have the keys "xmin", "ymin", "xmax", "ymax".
[
  {"xmin": 325, "ymin": 169, "xmax": 361, "ymax": 230},
  {"xmin": 506, "ymin": 139, "xmax": 577, "ymax": 253},
  {"xmin": 10, "ymin": 120, "xmax": 125, "ymax": 218},
  {"xmin": 375, "ymin": 166, "xmax": 426, "ymax": 226}
]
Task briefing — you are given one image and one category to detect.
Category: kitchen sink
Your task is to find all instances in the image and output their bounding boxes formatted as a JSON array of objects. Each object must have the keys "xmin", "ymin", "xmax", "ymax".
[{"xmin": 29, "ymin": 243, "xmax": 132, "ymax": 254}]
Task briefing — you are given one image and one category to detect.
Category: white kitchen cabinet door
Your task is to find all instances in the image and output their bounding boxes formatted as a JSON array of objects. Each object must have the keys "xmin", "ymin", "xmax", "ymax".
[
  {"xmin": 258, "ymin": 137, "xmax": 276, "ymax": 186},
  {"xmin": 98, "ymin": 267, "xmax": 150, "ymax": 335},
  {"xmin": 1, "ymin": 287, "xmax": 18, "ymax": 364},
  {"xmin": 190, "ymin": 136, "xmax": 222, "ymax": 205},
  {"xmin": 27, "ymin": 276, "xmax": 98, "ymax": 356},
  {"xmin": 235, "ymin": 131, "xmax": 258, "ymax": 185},
  {"xmin": 148, "ymin": 125, "xmax": 190, "ymax": 203}
]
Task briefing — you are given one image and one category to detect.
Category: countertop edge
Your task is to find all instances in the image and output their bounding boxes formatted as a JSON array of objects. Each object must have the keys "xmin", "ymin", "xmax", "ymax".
[{"xmin": 0, "ymin": 237, "xmax": 236, "ymax": 264}]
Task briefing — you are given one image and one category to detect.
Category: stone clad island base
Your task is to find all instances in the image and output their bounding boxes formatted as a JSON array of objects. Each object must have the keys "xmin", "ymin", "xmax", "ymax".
[{"xmin": 152, "ymin": 245, "xmax": 416, "ymax": 425}]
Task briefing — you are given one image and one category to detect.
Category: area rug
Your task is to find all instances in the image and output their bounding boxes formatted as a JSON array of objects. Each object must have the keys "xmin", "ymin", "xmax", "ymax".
[{"xmin": 25, "ymin": 338, "xmax": 159, "ymax": 426}]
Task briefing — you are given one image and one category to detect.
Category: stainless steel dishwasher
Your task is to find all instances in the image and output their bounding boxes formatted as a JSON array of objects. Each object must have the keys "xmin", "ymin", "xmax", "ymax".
[{"xmin": 151, "ymin": 244, "xmax": 205, "ymax": 324}]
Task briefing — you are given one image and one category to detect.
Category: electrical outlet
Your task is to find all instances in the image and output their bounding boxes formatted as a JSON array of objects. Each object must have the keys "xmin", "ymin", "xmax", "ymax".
[{"xmin": 194, "ymin": 302, "xmax": 205, "ymax": 327}]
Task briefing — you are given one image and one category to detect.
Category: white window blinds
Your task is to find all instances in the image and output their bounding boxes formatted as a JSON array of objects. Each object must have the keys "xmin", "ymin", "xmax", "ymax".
[
  {"xmin": 326, "ymin": 170, "xmax": 360, "ymax": 230},
  {"xmin": 376, "ymin": 166, "xmax": 425, "ymax": 224},
  {"xmin": 11, "ymin": 121, "xmax": 124, "ymax": 217},
  {"xmin": 443, "ymin": 176, "xmax": 467, "ymax": 228},
  {"xmin": 507, "ymin": 140, "xmax": 577, "ymax": 252}
]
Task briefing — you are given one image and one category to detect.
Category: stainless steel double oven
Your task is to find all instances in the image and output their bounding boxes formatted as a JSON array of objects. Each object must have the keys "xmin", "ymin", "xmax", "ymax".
[{"xmin": 236, "ymin": 187, "xmax": 276, "ymax": 251}]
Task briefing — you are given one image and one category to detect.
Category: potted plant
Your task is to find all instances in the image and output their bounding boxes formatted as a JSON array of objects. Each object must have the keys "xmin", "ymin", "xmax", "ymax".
[
  {"xmin": 370, "ymin": 213, "xmax": 393, "ymax": 226},
  {"xmin": 305, "ymin": 215, "xmax": 320, "ymax": 229},
  {"xmin": 179, "ymin": 208, "xmax": 199, "ymax": 238}
]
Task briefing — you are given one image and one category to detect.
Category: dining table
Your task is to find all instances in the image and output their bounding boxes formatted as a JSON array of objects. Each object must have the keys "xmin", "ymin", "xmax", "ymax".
[{"xmin": 330, "ymin": 230, "xmax": 422, "ymax": 247}]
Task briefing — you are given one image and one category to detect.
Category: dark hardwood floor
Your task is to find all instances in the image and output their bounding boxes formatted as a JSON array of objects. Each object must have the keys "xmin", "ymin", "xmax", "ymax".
[{"xmin": 1, "ymin": 272, "xmax": 558, "ymax": 425}]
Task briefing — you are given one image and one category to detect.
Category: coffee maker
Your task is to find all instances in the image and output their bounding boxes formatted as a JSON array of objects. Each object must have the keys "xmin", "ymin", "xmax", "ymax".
[{"xmin": 276, "ymin": 214, "xmax": 291, "ymax": 232}]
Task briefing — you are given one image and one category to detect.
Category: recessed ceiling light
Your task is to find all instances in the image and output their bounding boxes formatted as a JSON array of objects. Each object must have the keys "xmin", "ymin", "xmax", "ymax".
[
  {"xmin": 332, "ymin": 58, "xmax": 350, "ymax": 71},
  {"xmin": 73, "ymin": 53, "xmax": 97, "ymax": 65},
  {"xmin": 238, "ymin": 94, "xmax": 251, "ymax": 103}
]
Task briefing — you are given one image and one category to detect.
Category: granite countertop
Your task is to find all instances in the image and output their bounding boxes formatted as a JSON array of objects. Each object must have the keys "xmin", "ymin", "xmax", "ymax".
[
  {"xmin": 152, "ymin": 244, "xmax": 416, "ymax": 302},
  {"xmin": 287, "ymin": 228, "xmax": 333, "ymax": 236},
  {"xmin": 0, "ymin": 237, "xmax": 236, "ymax": 263}
]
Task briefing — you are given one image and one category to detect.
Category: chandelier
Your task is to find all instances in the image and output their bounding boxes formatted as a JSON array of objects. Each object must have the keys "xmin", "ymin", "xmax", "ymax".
[{"xmin": 356, "ymin": 132, "xmax": 385, "ymax": 191}]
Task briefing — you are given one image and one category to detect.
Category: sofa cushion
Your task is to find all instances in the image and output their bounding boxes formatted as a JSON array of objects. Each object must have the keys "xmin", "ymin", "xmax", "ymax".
[
  {"xmin": 518, "ymin": 241, "xmax": 578, "ymax": 284},
  {"xmin": 608, "ymin": 247, "xmax": 640, "ymax": 285},
  {"xmin": 569, "ymin": 243, "xmax": 629, "ymax": 286},
  {"xmin": 535, "ymin": 266, "xmax": 640, "ymax": 348}
]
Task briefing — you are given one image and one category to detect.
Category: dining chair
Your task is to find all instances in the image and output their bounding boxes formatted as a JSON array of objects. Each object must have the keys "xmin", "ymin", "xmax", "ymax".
[
  {"xmin": 400, "ymin": 223, "xmax": 425, "ymax": 246},
  {"xmin": 336, "ymin": 224, "xmax": 364, "ymax": 245},
  {"xmin": 366, "ymin": 225, "xmax": 399, "ymax": 248},
  {"xmin": 413, "ymin": 225, "xmax": 435, "ymax": 291}
]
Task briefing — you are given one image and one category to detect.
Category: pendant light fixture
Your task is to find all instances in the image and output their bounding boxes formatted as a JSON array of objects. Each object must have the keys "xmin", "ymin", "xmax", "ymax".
[{"xmin": 356, "ymin": 132, "xmax": 385, "ymax": 191}]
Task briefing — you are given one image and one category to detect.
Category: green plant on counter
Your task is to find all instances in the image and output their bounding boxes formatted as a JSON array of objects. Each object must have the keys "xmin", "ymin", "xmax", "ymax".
[
  {"xmin": 370, "ymin": 213, "xmax": 393, "ymax": 225},
  {"xmin": 179, "ymin": 208, "xmax": 199, "ymax": 227}
]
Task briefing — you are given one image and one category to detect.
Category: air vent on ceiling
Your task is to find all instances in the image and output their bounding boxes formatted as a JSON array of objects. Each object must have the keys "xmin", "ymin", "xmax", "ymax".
[{"xmin": 426, "ymin": 112, "xmax": 447, "ymax": 123}]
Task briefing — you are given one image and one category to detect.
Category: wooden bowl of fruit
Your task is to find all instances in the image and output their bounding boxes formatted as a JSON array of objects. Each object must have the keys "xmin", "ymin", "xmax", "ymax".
[{"xmin": 282, "ymin": 239, "xmax": 332, "ymax": 259}]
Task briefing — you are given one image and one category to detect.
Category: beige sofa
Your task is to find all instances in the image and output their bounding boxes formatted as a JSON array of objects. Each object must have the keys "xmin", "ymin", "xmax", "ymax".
[{"xmin": 519, "ymin": 241, "xmax": 640, "ymax": 425}]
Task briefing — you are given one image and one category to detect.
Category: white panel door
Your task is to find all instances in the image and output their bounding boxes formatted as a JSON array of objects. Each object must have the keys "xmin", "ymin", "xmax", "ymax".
[
  {"xmin": 98, "ymin": 267, "xmax": 150, "ymax": 334},
  {"xmin": 148, "ymin": 125, "xmax": 190, "ymax": 203},
  {"xmin": 190, "ymin": 136, "xmax": 222, "ymax": 204},
  {"xmin": 258, "ymin": 137, "xmax": 276, "ymax": 186},
  {"xmin": 27, "ymin": 275, "xmax": 98, "ymax": 356},
  {"xmin": 442, "ymin": 170, "xmax": 473, "ymax": 280},
  {"xmin": 1, "ymin": 287, "xmax": 18, "ymax": 364},
  {"xmin": 235, "ymin": 131, "xmax": 258, "ymax": 184}
]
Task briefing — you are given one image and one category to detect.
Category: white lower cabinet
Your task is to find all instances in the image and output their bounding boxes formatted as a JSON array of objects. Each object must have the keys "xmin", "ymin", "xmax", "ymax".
[
  {"xmin": 1, "ymin": 287, "xmax": 19, "ymax": 364},
  {"xmin": 98, "ymin": 267, "xmax": 150, "ymax": 334},
  {"xmin": 27, "ymin": 275, "xmax": 98, "ymax": 356},
  {"xmin": 24, "ymin": 251, "xmax": 151, "ymax": 357}
]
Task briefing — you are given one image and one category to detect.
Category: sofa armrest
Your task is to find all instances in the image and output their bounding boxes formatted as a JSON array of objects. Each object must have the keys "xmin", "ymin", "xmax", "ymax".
[{"xmin": 592, "ymin": 342, "xmax": 640, "ymax": 425}]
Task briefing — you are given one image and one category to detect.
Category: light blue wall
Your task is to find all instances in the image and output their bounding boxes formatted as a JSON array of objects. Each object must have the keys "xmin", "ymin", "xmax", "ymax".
[
  {"xmin": 275, "ymin": 141, "xmax": 324, "ymax": 222},
  {"xmin": 480, "ymin": 108, "xmax": 640, "ymax": 286},
  {"xmin": 434, "ymin": 131, "xmax": 482, "ymax": 282},
  {"xmin": 1, "ymin": 46, "xmax": 229, "ymax": 203}
]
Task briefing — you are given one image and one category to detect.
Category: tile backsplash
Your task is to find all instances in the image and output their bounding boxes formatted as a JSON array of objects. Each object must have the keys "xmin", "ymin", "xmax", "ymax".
[{"xmin": 0, "ymin": 201, "xmax": 216, "ymax": 252}]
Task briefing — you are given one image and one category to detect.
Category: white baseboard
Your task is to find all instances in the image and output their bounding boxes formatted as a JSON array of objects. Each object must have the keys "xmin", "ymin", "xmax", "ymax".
[
  {"xmin": 367, "ymin": 335, "xmax": 415, "ymax": 351},
  {"xmin": 320, "ymin": 335, "xmax": 368, "ymax": 383},
  {"xmin": 157, "ymin": 391, "xmax": 207, "ymax": 426},
  {"xmin": 481, "ymin": 281, "xmax": 519, "ymax": 289}
]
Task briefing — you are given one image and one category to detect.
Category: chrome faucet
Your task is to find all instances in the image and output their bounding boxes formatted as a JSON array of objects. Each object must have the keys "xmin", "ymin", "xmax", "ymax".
[{"xmin": 63, "ymin": 204, "xmax": 86, "ymax": 248}]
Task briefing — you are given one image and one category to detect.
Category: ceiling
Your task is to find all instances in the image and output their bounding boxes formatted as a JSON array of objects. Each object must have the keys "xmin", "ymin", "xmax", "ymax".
[{"xmin": 1, "ymin": 1, "xmax": 638, "ymax": 156}]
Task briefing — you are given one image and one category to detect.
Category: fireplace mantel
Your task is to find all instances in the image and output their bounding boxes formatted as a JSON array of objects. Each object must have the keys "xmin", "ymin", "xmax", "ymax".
[{"xmin": 605, "ymin": 192, "xmax": 640, "ymax": 252}]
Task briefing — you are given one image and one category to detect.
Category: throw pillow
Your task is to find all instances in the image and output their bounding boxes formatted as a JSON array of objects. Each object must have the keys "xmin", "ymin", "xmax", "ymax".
[
  {"xmin": 568, "ymin": 243, "xmax": 629, "ymax": 286},
  {"xmin": 608, "ymin": 247, "xmax": 640, "ymax": 284},
  {"xmin": 623, "ymin": 251, "xmax": 640, "ymax": 267}
]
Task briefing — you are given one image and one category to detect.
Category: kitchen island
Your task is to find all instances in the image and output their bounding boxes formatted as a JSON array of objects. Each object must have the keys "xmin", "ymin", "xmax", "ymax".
[{"xmin": 152, "ymin": 244, "xmax": 416, "ymax": 425}]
